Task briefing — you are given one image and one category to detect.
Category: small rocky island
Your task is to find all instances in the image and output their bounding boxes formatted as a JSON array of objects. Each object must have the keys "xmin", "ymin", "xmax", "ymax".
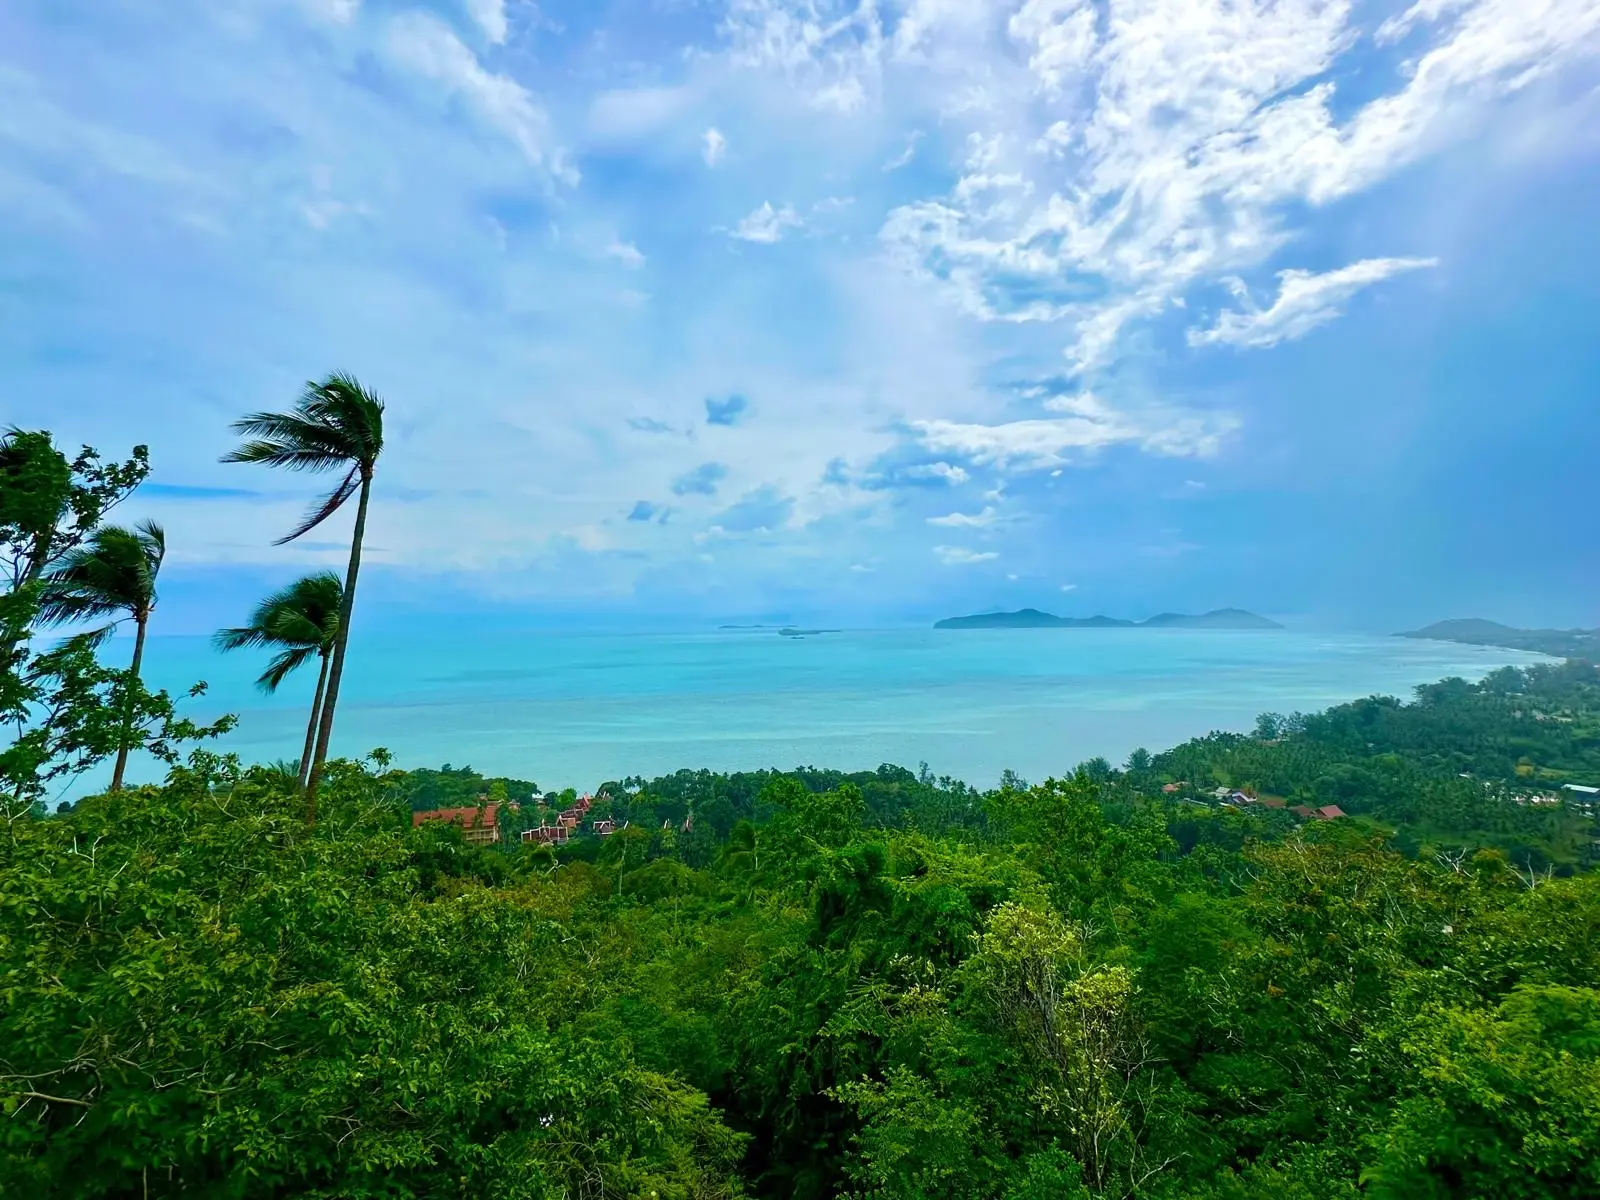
[{"xmin": 934, "ymin": 607, "xmax": 1283, "ymax": 630}]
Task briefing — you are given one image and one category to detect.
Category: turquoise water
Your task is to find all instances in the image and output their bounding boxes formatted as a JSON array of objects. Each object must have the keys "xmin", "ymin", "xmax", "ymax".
[{"xmin": 57, "ymin": 627, "xmax": 1549, "ymax": 800}]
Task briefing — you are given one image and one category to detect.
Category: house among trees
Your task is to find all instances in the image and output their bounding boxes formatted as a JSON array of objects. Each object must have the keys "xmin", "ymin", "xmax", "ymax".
[
  {"xmin": 522, "ymin": 822, "xmax": 568, "ymax": 846},
  {"xmin": 593, "ymin": 818, "xmax": 617, "ymax": 837},
  {"xmin": 1290, "ymin": 804, "xmax": 1347, "ymax": 821},
  {"xmin": 412, "ymin": 804, "xmax": 501, "ymax": 846}
]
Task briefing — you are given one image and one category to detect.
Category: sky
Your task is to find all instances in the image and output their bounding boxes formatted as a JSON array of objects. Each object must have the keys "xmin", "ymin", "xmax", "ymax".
[{"xmin": 2, "ymin": 0, "xmax": 1598, "ymax": 634}]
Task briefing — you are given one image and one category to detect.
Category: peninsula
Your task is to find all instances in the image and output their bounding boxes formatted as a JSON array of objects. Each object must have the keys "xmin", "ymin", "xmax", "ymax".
[
  {"xmin": 1398, "ymin": 618, "xmax": 1599, "ymax": 659},
  {"xmin": 934, "ymin": 607, "xmax": 1283, "ymax": 630}
]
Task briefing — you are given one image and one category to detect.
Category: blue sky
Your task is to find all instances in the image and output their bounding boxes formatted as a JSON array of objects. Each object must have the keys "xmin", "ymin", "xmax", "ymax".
[{"xmin": 2, "ymin": 0, "xmax": 1597, "ymax": 633}]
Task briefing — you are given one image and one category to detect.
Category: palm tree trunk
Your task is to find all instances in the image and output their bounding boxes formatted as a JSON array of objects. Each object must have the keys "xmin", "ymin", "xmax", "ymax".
[
  {"xmin": 304, "ymin": 473, "xmax": 370, "ymax": 822},
  {"xmin": 110, "ymin": 613, "xmax": 148, "ymax": 792},
  {"xmin": 298, "ymin": 650, "xmax": 331, "ymax": 789}
]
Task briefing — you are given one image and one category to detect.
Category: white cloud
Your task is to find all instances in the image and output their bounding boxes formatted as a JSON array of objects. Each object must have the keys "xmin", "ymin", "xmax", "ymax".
[
  {"xmin": 883, "ymin": 131, "xmax": 922, "ymax": 170},
  {"xmin": 927, "ymin": 506, "xmax": 998, "ymax": 527},
  {"xmin": 1059, "ymin": 582, "xmax": 1077, "ymax": 592},
  {"xmin": 8, "ymin": 0, "xmax": 1597, "ymax": 615},
  {"xmin": 465, "ymin": 0, "xmax": 509, "ymax": 44},
  {"xmin": 1189, "ymin": 257, "xmax": 1440, "ymax": 349},
  {"xmin": 386, "ymin": 13, "xmax": 574, "ymax": 183},
  {"xmin": 722, "ymin": 0, "xmax": 886, "ymax": 110},
  {"xmin": 1039, "ymin": 389, "xmax": 1110, "ymax": 416},
  {"xmin": 731, "ymin": 201, "xmax": 804, "ymax": 243},
  {"xmin": 898, "ymin": 461, "xmax": 969, "ymax": 485},
  {"xmin": 703, "ymin": 126, "xmax": 727, "ymax": 166},
  {"xmin": 605, "ymin": 239, "xmax": 646, "ymax": 268},
  {"xmin": 1007, "ymin": 0, "xmax": 1096, "ymax": 96},
  {"xmin": 870, "ymin": 0, "xmax": 1600, "ymax": 372},
  {"xmin": 935, "ymin": 545, "xmax": 999, "ymax": 565},
  {"xmin": 912, "ymin": 405, "xmax": 1236, "ymax": 470}
]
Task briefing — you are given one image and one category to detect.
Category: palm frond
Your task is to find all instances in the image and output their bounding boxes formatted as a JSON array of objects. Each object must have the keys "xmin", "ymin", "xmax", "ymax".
[
  {"xmin": 274, "ymin": 466, "xmax": 360, "ymax": 545},
  {"xmin": 225, "ymin": 410, "xmax": 351, "ymax": 451},
  {"xmin": 214, "ymin": 571, "xmax": 343, "ymax": 657},
  {"xmin": 304, "ymin": 373, "xmax": 386, "ymax": 462},
  {"xmin": 213, "ymin": 624, "xmax": 274, "ymax": 652},
  {"xmin": 37, "ymin": 523, "xmax": 162, "ymax": 628},
  {"xmin": 221, "ymin": 440, "xmax": 355, "ymax": 473},
  {"xmin": 57, "ymin": 624, "xmax": 119, "ymax": 654},
  {"xmin": 38, "ymin": 590, "xmax": 128, "ymax": 627},
  {"xmin": 259, "ymin": 644, "xmax": 319, "ymax": 693}
]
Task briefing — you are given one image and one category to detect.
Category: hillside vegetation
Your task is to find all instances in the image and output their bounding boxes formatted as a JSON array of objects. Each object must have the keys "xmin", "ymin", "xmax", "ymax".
[{"xmin": 5, "ymin": 662, "xmax": 1600, "ymax": 1197}]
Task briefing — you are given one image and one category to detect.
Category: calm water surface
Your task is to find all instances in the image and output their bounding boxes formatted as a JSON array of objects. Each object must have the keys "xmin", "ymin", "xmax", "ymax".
[{"xmin": 64, "ymin": 627, "xmax": 1549, "ymax": 798}]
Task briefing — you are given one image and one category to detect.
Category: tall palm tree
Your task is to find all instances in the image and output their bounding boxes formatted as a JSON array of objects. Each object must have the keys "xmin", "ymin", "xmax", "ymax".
[
  {"xmin": 214, "ymin": 571, "xmax": 342, "ymax": 789},
  {"xmin": 38, "ymin": 520, "xmax": 165, "ymax": 791},
  {"xmin": 222, "ymin": 373, "xmax": 384, "ymax": 822}
]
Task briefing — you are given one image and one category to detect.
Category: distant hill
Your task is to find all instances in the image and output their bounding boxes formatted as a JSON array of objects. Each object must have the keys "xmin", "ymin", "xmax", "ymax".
[
  {"xmin": 1398, "ymin": 619, "xmax": 1600, "ymax": 659},
  {"xmin": 934, "ymin": 607, "xmax": 1283, "ymax": 631},
  {"xmin": 1141, "ymin": 608, "xmax": 1284, "ymax": 630}
]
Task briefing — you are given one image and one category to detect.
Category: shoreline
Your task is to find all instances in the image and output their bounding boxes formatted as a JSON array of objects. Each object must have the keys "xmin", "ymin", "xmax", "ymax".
[{"xmin": 61, "ymin": 631, "xmax": 1554, "ymax": 800}]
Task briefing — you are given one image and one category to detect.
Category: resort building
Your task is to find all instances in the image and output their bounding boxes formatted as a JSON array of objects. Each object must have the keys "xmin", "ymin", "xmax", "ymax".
[{"xmin": 412, "ymin": 804, "xmax": 501, "ymax": 846}]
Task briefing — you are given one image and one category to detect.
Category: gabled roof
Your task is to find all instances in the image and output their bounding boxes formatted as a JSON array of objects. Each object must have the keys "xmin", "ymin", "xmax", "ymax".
[
  {"xmin": 1316, "ymin": 805, "xmax": 1347, "ymax": 819},
  {"xmin": 413, "ymin": 804, "xmax": 499, "ymax": 830}
]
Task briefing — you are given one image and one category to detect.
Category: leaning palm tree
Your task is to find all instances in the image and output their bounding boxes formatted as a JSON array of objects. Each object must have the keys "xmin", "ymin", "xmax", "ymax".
[
  {"xmin": 38, "ymin": 520, "xmax": 165, "ymax": 791},
  {"xmin": 222, "ymin": 373, "xmax": 384, "ymax": 822},
  {"xmin": 214, "ymin": 571, "xmax": 342, "ymax": 789}
]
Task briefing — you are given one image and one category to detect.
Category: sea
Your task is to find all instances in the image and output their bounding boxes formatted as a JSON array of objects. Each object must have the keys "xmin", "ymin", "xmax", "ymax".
[{"xmin": 53, "ymin": 627, "xmax": 1551, "ymax": 802}]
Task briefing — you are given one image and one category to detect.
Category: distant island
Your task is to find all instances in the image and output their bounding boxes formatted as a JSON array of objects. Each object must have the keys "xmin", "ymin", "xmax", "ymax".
[
  {"xmin": 1398, "ymin": 618, "xmax": 1599, "ymax": 659},
  {"xmin": 934, "ymin": 607, "xmax": 1283, "ymax": 630}
]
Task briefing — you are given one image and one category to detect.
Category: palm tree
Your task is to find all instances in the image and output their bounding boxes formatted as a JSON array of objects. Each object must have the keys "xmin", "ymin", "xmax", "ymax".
[
  {"xmin": 214, "ymin": 571, "xmax": 342, "ymax": 789},
  {"xmin": 38, "ymin": 520, "xmax": 165, "ymax": 791},
  {"xmin": 222, "ymin": 373, "xmax": 384, "ymax": 822}
]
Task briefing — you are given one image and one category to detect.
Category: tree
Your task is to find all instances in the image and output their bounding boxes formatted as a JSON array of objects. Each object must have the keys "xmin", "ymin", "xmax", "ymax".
[
  {"xmin": 222, "ymin": 373, "xmax": 385, "ymax": 821},
  {"xmin": 0, "ymin": 640, "xmax": 234, "ymax": 818},
  {"xmin": 0, "ymin": 431, "xmax": 148, "ymax": 595},
  {"xmin": 37, "ymin": 521, "xmax": 165, "ymax": 792},
  {"xmin": 0, "ymin": 430, "xmax": 148, "ymax": 666},
  {"xmin": 214, "ymin": 571, "xmax": 342, "ymax": 787},
  {"xmin": 1362, "ymin": 984, "xmax": 1600, "ymax": 1200},
  {"xmin": 961, "ymin": 903, "xmax": 1157, "ymax": 1194}
]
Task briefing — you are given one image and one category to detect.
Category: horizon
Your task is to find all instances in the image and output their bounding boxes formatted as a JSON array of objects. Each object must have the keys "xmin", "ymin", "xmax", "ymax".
[{"xmin": 4, "ymin": 0, "xmax": 1598, "ymax": 633}]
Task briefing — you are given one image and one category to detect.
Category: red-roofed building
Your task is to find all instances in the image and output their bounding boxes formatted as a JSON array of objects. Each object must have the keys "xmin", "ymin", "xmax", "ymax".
[
  {"xmin": 413, "ymin": 804, "xmax": 501, "ymax": 846},
  {"xmin": 1315, "ymin": 805, "xmax": 1347, "ymax": 820},
  {"xmin": 522, "ymin": 822, "xmax": 567, "ymax": 846}
]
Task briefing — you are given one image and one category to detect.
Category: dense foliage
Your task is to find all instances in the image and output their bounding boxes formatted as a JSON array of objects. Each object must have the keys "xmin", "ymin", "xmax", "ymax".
[{"xmin": 6, "ymin": 663, "xmax": 1598, "ymax": 1197}]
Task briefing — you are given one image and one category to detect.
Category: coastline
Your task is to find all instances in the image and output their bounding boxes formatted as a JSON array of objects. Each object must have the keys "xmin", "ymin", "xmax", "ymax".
[{"xmin": 57, "ymin": 628, "xmax": 1555, "ymax": 800}]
